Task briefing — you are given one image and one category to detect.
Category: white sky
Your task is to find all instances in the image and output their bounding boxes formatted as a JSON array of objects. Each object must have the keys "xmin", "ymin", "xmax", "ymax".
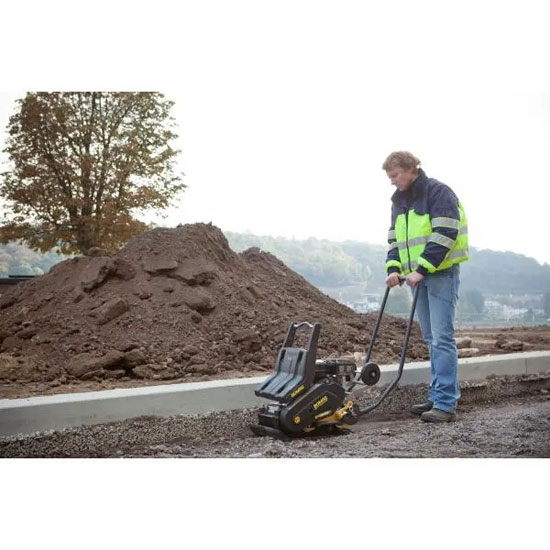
[{"xmin": 1, "ymin": 1, "xmax": 550, "ymax": 265}]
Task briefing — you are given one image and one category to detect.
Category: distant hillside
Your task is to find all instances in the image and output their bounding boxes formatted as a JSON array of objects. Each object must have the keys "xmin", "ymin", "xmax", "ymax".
[
  {"xmin": 2, "ymin": 232, "xmax": 550, "ymax": 297},
  {"xmin": 459, "ymin": 248, "xmax": 550, "ymax": 294},
  {"xmin": 225, "ymin": 232, "xmax": 550, "ymax": 296}
]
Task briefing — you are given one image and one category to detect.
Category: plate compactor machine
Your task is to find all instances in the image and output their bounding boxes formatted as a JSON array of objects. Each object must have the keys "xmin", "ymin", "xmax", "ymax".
[{"xmin": 251, "ymin": 282, "xmax": 420, "ymax": 439}]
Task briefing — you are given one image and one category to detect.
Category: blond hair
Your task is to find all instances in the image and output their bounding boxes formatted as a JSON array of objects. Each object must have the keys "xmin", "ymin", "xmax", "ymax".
[{"xmin": 382, "ymin": 151, "xmax": 421, "ymax": 172}]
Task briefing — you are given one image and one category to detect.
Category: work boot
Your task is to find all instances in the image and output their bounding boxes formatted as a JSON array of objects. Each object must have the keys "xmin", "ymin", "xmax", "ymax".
[
  {"xmin": 420, "ymin": 408, "xmax": 456, "ymax": 423},
  {"xmin": 410, "ymin": 400, "xmax": 433, "ymax": 416}
]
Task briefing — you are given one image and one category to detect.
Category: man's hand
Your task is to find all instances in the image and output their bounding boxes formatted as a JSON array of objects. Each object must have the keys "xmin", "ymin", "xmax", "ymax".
[
  {"xmin": 385, "ymin": 272, "xmax": 403, "ymax": 287},
  {"xmin": 406, "ymin": 271, "xmax": 424, "ymax": 287}
]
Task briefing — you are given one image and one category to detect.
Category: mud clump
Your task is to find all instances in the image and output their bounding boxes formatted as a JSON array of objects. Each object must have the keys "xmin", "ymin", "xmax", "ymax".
[{"xmin": 0, "ymin": 223, "xmax": 428, "ymax": 398}]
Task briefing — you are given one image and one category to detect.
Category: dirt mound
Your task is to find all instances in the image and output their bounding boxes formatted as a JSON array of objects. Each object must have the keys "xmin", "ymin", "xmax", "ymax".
[{"xmin": 0, "ymin": 223, "xmax": 428, "ymax": 397}]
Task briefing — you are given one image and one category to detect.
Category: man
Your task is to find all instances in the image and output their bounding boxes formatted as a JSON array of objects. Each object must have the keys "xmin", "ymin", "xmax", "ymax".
[{"xmin": 383, "ymin": 151, "xmax": 469, "ymax": 423}]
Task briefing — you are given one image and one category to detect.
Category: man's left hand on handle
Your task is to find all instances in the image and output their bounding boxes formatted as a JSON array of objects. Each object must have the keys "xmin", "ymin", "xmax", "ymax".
[{"xmin": 406, "ymin": 271, "xmax": 424, "ymax": 287}]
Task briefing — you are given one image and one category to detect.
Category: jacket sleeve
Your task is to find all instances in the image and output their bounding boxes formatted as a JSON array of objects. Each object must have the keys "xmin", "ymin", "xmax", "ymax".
[
  {"xmin": 385, "ymin": 204, "xmax": 402, "ymax": 274},
  {"xmin": 416, "ymin": 183, "xmax": 460, "ymax": 275}
]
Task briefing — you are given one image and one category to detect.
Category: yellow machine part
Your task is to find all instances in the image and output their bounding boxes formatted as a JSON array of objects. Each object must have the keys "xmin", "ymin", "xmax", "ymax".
[{"xmin": 315, "ymin": 400, "xmax": 355, "ymax": 426}]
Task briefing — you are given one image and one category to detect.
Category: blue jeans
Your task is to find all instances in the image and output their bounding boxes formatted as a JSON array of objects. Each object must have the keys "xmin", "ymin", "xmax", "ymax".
[{"xmin": 413, "ymin": 264, "xmax": 460, "ymax": 413}]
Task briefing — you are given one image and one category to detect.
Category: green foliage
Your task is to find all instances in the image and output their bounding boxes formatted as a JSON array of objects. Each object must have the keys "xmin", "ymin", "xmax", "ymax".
[
  {"xmin": 227, "ymin": 232, "xmax": 550, "ymax": 298},
  {"xmin": 226, "ymin": 232, "xmax": 385, "ymax": 288},
  {"xmin": 464, "ymin": 288, "xmax": 485, "ymax": 313},
  {"xmin": 460, "ymin": 248, "xmax": 550, "ymax": 294},
  {"xmin": 1, "ymin": 92, "xmax": 185, "ymax": 254}
]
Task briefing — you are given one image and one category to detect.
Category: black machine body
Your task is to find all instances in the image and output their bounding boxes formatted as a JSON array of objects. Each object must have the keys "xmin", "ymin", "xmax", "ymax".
[{"xmin": 251, "ymin": 283, "xmax": 421, "ymax": 438}]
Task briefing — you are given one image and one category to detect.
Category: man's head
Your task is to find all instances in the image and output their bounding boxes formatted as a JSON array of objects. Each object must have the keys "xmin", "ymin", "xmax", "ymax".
[{"xmin": 382, "ymin": 151, "xmax": 421, "ymax": 192}]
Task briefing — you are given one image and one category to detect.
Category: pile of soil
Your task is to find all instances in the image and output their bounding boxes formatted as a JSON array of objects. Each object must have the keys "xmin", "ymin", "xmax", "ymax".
[{"xmin": 0, "ymin": 223, "xmax": 428, "ymax": 398}]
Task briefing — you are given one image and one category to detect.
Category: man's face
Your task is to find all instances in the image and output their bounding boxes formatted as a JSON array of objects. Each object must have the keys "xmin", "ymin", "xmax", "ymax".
[{"xmin": 386, "ymin": 166, "xmax": 417, "ymax": 192}]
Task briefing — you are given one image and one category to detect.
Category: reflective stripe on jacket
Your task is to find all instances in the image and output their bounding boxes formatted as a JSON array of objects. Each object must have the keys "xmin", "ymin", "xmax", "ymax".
[{"xmin": 385, "ymin": 169, "xmax": 469, "ymax": 276}]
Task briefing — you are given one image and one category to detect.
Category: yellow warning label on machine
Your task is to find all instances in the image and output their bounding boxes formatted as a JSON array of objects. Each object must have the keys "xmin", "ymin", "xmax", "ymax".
[
  {"xmin": 294, "ymin": 416, "xmax": 301, "ymax": 424},
  {"xmin": 290, "ymin": 385, "xmax": 305, "ymax": 398},
  {"xmin": 312, "ymin": 395, "xmax": 328, "ymax": 410}
]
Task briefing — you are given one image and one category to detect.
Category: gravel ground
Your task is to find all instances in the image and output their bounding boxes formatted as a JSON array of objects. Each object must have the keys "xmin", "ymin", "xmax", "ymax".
[{"xmin": 2, "ymin": 373, "xmax": 549, "ymax": 458}]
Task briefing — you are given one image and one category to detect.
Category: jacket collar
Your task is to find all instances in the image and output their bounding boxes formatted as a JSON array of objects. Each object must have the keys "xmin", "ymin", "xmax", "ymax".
[{"xmin": 391, "ymin": 168, "xmax": 428, "ymax": 206}]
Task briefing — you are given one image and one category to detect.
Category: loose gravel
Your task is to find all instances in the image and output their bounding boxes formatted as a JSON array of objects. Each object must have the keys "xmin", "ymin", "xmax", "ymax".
[{"xmin": 2, "ymin": 374, "xmax": 549, "ymax": 458}]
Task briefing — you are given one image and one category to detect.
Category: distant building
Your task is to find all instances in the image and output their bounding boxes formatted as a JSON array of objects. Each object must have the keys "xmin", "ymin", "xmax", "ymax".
[{"xmin": 484, "ymin": 300, "xmax": 528, "ymax": 320}]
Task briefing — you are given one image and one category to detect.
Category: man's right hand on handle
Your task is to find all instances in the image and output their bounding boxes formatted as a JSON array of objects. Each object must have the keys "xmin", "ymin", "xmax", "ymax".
[{"xmin": 385, "ymin": 272, "xmax": 403, "ymax": 287}]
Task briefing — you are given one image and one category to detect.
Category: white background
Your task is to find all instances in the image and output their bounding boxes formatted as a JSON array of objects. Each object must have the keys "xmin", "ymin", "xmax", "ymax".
[{"xmin": 0, "ymin": 1, "xmax": 548, "ymax": 548}]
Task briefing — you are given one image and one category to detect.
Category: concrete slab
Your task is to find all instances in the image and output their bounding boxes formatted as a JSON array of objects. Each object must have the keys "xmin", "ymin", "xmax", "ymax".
[
  {"xmin": 524, "ymin": 351, "xmax": 550, "ymax": 375},
  {"xmin": 1, "ymin": 351, "xmax": 549, "ymax": 437},
  {"xmin": 458, "ymin": 353, "xmax": 527, "ymax": 380},
  {"xmin": 0, "ymin": 377, "xmax": 269, "ymax": 437},
  {"xmin": 379, "ymin": 361, "xmax": 432, "ymax": 386}
]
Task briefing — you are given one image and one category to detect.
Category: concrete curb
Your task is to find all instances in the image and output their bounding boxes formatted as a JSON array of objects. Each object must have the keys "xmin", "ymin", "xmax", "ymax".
[{"xmin": 1, "ymin": 351, "xmax": 549, "ymax": 437}]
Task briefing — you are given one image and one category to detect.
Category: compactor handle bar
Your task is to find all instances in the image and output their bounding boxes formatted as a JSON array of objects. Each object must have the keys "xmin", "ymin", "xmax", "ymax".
[
  {"xmin": 354, "ymin": 279, "xmax": 421, "ymax": 416},
  {"xmin": 364, "ymin": 277, "xmax": 407, "ymax": 365},
  {"xmin": 291, "ymin": 322, "xmax": 315, "ymax": 329},
  {"xmin": 282, "ymin": 321, "xmax": 321, "ymax": 352}
]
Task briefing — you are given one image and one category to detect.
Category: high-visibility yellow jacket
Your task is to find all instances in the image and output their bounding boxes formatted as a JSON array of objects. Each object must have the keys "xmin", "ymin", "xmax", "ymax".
[{"xmin": 385, "ymin": 169, "xmax": 469, "ymax": 276}]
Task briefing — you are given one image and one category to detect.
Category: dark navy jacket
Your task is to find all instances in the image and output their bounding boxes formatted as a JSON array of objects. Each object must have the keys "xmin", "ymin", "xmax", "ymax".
[{"xmin": 386, "ymin": 168, "xmax": 460, "ymax": 276}]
